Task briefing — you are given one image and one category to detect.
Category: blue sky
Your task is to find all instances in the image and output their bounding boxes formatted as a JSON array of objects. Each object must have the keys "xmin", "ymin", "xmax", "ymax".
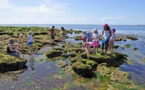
[{"xmin": 0, "ymin": 0, "xmax": 145, "ymax": 25}]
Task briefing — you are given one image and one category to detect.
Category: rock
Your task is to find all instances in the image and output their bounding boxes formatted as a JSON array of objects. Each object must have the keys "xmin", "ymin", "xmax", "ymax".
[
  {"xmin": 46, "ymin": 50, "xmax": 63, "ymax": 58},
  {"xmin": 0, "ymin": 53, "xmax": 27, "ymax": 73},
  {"xmin": 69, "ymin": 52, "xmax": 76, "ymax": 57},
  {"xmin": 115, "ymin": 38, "xmax": 122, "ymax": 41},
  {"xmin": 126, "ymin": 36, "xmax": 138, "ymax": 40},
  {"xmin": 133, "ymin": 48, "xmax": 137, "ymax": 50},
  {"xmin": 113, "ymin": 45, "xmax": 119, "ymax": 49},
  {"xmin": 110, "ymin": 70, "xmax": 130, "ymax": 83},
  {"xmin": 74, "ymin": 36, "xmax": 81, "ymax": 40},
  {"xmin": 57, "ymin": 61, "xmax": 67, "ymax": 67},
  {"xmin": 125, "ymin": 44, "xmax": 131, "ymax": 48}
]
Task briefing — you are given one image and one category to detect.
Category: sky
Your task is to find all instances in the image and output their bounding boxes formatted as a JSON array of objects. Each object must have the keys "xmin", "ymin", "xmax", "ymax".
[{"xmin": 0, "ymin": 0, "xmax": 145, "ymax": 25}]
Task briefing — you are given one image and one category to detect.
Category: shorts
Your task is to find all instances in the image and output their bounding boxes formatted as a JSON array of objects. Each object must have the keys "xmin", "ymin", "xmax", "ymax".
[
  {"xmin": 7, "ymin": 51, "xmax": 19, "ymax": 57},
  {"xmin": 27, "ymin": 42, "xmax": 33, "ymax": 46},
  {"xmin": 51, "ymin": 35, "xmax": 55, "ymax": 39},
  {"xmin": 93, "ymin": 41, "xmax": 99, "ymax": 47}
]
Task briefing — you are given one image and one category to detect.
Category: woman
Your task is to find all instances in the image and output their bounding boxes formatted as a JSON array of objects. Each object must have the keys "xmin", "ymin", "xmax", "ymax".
[
  {"xmin": 61, "ymin": 27, "xmax": 66, "ymax": 44},
  {"xmin": 101, "ymin": 24, "xmax": 111, "ymax": 54},
  {"xmin": 7, "ymin": 38, "xmax": 19, "ymax": 57}
]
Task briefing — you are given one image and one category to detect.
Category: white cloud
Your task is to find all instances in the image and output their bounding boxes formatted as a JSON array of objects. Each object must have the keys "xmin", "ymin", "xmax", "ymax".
[
  {"xmin": 0, "ymin": 0, "xmax": 71, "ymax": 24},
  {"xmin": 101, "ymin": 17, "xmax": 125, "ymax": 22}
]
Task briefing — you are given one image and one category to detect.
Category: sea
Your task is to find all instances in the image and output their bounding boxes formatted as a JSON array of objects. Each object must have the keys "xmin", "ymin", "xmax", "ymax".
[{"xmin": 0, "ymin": 24, "xmax": 145, "ymax": 36}]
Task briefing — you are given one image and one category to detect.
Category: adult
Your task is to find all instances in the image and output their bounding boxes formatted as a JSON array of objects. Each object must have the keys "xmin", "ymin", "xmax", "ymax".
[
  {"xmin": 61, "ymin": 27, "xmax": 66, "ymax": 44},
  {"xmin": 50, "ymin": 26, "xmax": 55, "ymax": 43},
  {"xmin": 7, "ymin": 38, "xmax": 19, "ymax": 57},
  {"xmin": 101, "ymin": 24, "xmax": 111, "ymax": 54}
]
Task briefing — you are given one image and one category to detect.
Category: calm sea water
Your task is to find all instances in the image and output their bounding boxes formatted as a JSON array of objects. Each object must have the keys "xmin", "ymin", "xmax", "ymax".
[{"xmin": 0, "ymin": 24, "xmax": 145, "ymax": 36}]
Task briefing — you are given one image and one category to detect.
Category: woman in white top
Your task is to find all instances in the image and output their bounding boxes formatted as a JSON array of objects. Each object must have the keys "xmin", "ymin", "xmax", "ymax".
[{"xmin": 101, "ymin": 24, "xmax": 111, "ymax": 54}]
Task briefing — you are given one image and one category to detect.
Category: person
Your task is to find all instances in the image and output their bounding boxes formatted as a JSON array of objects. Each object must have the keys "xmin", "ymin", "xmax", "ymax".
[
  {"xmin": 29, "ymin": 54, "xmax": 35, "ymax": 71},
  {"xmin": 84, "ymin": 31, "xmax": 94, "ymax": 53},
  {"xmin": 108, "ymin": 28, "xmax": 116, "ymax": 53},
  {"xmin": 50, "ymin": 26, "xmax": 55, "ymax": 43},
  {"xmin": 92, "ymin": 28, "xmax": 100, "ymax": 54},
  {"xmin": 81, "ymin": 30, "xmax": 86, "ymax": 49},
  {"xmin": 27, "ymin": 31, "xmax": 33, "ymax": 53},
  {"xmin": 7, "ymin": 38, "xmax": 20, "ymax": 57},
  {"xmin": 18, "ymin": 33, "xmax": 24, "ymax": 49},
  {"xmin": 101, "ymin": 24, "xmax": 111, "ymax": 54},
  {"xmin": 61, "ymin": 27, "xmax": 66, "ymax": 44}
]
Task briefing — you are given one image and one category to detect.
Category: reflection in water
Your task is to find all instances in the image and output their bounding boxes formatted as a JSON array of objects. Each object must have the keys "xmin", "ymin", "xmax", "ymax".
[{"xmin": 29, "ymin": 54, "xmax": 35, "ymax": 71}]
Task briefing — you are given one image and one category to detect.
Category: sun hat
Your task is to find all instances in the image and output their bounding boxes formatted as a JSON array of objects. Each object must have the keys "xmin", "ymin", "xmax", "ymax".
[
  {"xmin": 112, "ymin": 28, "xmax": 116, "ymax": 32},
  {"xmin": 103, "ymin": 24, "xmax": 108, "ymax": 28}
]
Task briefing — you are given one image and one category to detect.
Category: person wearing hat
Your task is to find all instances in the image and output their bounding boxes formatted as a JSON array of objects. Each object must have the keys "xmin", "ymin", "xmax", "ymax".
[
  {"xmin": 101, "ymin": 24, "xmax": 111, "ymax": 54},
  {"xmin": 108, "ymin": 28, "xmax": 116, "ymax": 53},
  {"xmin": 27, "ymin": 31, "xmax": 33, "ymax": 53}
]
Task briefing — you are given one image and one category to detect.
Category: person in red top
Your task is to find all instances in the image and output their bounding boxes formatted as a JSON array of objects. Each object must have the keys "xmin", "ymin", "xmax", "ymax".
[{"xmin": 50, "ymin": 26, "xmax": 55, "ymax": 43}]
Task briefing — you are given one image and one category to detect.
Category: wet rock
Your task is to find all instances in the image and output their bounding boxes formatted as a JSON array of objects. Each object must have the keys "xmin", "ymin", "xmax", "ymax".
[
  {"xmin": 0, "ymin": 53, "xmax": 27, "ymax": 73},
  {"xmin": 125, "ymin": 44, "xmax": 131, "ymax": 48},
  {"xmin": 69, "ymin": 52, "xmax": 76, "ymax": 57},
  {"xmin": 115, "ymin": 38, "xmax": 122, "ymax": 41},
  {"xmin": 61, "ymin": 54, "xmax": 69, "ymax": 58},
  {"xmin": 133, "ymin": 47, "xmax": 137, "ymax": 50},
  {"xmin": 74, "ymin": 36, "xmax": 81, "ymax": 40},
  {"xmin": 126, "ymin": 36, "xmax": 138, "ymax": 40},
  {"xmin": 81, "ymin": 52, "xmax": 127, "ymax": 67},
  {"xmin": 110, "ymin": 70, "xmax": 130, "ymax": 83},
  {"xmin": 57, "ymin": 61, "xmax": 67, "ymax": 68},
  {"xmin": 46, "ymin": 50, "xmax": 63, "ymax": 58},
  {"xmin": 113, "ymin": 45, "xmax": 119, "ymax": 49}
]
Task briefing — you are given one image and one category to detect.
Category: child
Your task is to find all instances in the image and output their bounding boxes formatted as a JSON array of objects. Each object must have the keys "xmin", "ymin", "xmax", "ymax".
[
  {"xmin": 50, "ymin": 26, "xmax": 55, "ymax": 43},
  {"xmin": 108, "ymin": 28, "xmax": 116, "ymax": 53},
  {"xmin": 92, "ymin": 28, "xmax": 100, "ymax": 54},
  {"xmin": 18, "ymin": 34, "xmax": 24, "ymax": 49},
  {"xmin": 61, "ymin": 27, "xmax": 66, "ymax": 44},
  {"xmin": 81, "ymin": 31, "xmax": 86, "ymax": 49},
  {"xmin": 101, "ymin": 24, "xmax": 111, "ymax": 54},
  {"xmin": 27, "ymin": 31, "xmax": 33, "ymax": 53}
]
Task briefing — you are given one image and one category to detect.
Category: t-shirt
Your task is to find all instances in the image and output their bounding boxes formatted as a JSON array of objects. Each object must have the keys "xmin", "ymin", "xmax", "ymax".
[
  {"xmin": 92, "ymin": 34, "xmax": 100, "ymax": 42},
  {"xmin": 110, "ymin": 33, "xmax": 116, "ymax": 41},
  {"xmin": 51, "ymin": 29, "xmax": 54, "ymax": 35},
  {"xmin": 28, "ymin": 35, "xmax": 33, "ymax": 42}
]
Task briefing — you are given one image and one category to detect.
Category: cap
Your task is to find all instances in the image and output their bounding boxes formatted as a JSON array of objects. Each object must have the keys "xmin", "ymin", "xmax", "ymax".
[{"xmin": 103, "ymin": 24, "xmax": 108, "ymax": 28}]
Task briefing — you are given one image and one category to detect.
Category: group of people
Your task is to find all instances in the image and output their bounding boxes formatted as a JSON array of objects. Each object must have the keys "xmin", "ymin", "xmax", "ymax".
[
  {"xmin": 81, "ymin": 24, "xmax": 116, "ymax": 54},
  {"xmin": 6, "ymin": 26, "xmax": 66, "ymax": 57}
]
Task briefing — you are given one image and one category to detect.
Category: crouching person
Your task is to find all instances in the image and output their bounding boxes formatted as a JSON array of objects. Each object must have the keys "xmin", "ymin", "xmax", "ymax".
[{"xmin": 7, "ymin": 38, "xmax": 20, "ymax": 57}]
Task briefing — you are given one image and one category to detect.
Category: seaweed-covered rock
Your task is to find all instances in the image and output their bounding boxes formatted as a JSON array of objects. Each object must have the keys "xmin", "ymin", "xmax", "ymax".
[
  {"xmin": 69, "ymin": 52, "xmax": 76, "ymax": 58},
  {"xmin": 115, "ymin": 38, "xmax": 122, "ymax": 41},
  {"xmin": 81, "ymin": 52, "xmax": 127, "ymax": 67},
  {"xmin": 71, "ymin": 57, "xmax": 97, "ymax": 77},
  {"xmin": 57, "ymin": 61, "xmax": 67, "ymax": 67},
  {"xmin": 110, "ymin": 70, "xmax": 130, "ymax": 83},
  {"xmin": 46, "ymin": 50, "xmax": 63, "ymax": 58},
  {"xmin": 113, "ymin": 45, "xmax": 119, "ymax": 49},
  {"xmin": 74, "ymin": 36, "xmax": 81, "ymax": 40},
  {"xmin": 126, "ymin": 36, "xmax": 138, "ymax": 40},
  {"xmin": 125, "ymin": 44, "xmax": 131, "ymax": 48},
  {"xmin": 0, "ymin": 53, "xmax": 27, "ymax": 73}
]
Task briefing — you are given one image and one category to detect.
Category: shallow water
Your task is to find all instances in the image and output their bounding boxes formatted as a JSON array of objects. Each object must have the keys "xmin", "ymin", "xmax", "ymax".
[{"xmin": 0, "ymin": 33, "xmax": 145, "ymax": 89}]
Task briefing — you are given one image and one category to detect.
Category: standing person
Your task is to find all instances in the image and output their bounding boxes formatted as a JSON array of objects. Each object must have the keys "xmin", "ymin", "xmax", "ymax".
[
  {"xmin": 7, "ymin": 38, "xmax": 20, "ymax": 57},
  {"xmin": 50, "ymin": 26, "xmax": 55, "ymax": 43},
  {"xmin": 108, "ymin": 28, "xmax": 116, "ymax": 53},
  {"xmin": 61, "ymin": 27, "xmax": 66, "ymax": 44},
  {"xmin": 27, "ymin": 31, "xmax": 33, "ymax": 53},
  {"xmin": 92, "ymin": 28, "xmax": 100, "ymax": 54},
  {"xmin": 81, "ymin": 30, "xmax": 87, "ymax": 49},
  {"xmin": 101, "ymin": 24, "xmax": 111, "ymax": 54},
  {"xmin": 18, "ymin": 33, "xmax": 24, "ymax": 49}
]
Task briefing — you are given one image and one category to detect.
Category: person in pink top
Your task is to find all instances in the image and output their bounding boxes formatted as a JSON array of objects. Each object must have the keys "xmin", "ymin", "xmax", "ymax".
[
  {"xmin": 92, "ymin": 29, "xmax": 100, "ymax": 53},
  {"xmin": 108, "ymin": 28, "xmax": 116, "ymax": 53}
]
